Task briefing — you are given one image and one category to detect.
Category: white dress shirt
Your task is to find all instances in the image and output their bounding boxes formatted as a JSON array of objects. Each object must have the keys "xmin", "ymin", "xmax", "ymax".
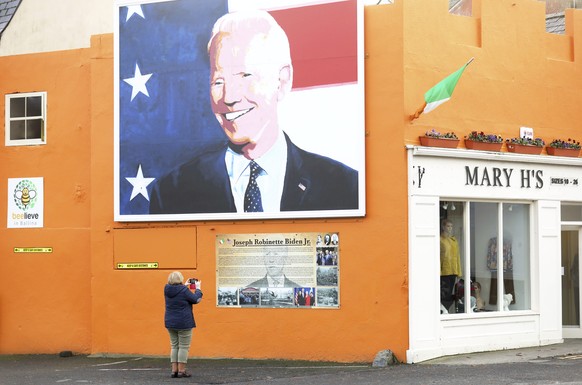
[{"xmin": 225, "ymin": 131, "xmax": 288, "ymax": 212}]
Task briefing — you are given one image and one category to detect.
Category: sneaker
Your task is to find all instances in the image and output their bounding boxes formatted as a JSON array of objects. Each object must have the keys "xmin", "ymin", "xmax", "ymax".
[{"xmin": 177, "ymin": 371, "xmax": 191, "ymax": 378}]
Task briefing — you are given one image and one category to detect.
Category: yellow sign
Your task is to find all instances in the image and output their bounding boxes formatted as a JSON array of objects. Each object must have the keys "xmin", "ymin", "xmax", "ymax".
[
  {"xmin": 116, "ymin": 262, "xmax": 159, "ymax": 269},
  {"xmin": 14, "ymin": 247, "xmax": 52, "ymax": 253}
]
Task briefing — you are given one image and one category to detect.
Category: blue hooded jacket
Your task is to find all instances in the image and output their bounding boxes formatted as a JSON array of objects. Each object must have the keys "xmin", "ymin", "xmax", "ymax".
[{"xmin": 164, "ymin": 284, "xmax": 203, "ymax": 329}]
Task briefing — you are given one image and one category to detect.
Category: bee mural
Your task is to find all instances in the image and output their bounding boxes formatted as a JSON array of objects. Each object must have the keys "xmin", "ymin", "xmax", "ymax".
[
  {"xmin": 15, "ymin": 187, "xmax": 36, "ymax": 208},
  {"xmin": 8, "ymin": 177, "xmax": 43, "ymax": 228},
  {"xmin": 13, "ymin": 180, "xmax": 38, "ymax": 211}
]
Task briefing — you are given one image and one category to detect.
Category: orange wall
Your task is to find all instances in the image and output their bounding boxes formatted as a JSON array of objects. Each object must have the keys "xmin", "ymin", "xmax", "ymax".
[
  {"xmin": 405, "ymin": 0, "xmax": 582, "ymax": 145},
  {"xmin": 86, "ymin": 3, "xmax": 409, "ymax": 362},
  {"xmin": 0, "ymin": 49, "xmax": 92, "ymax": 353},
  {"xmin": 1, "ymin": 0, "xmax": 582, "ymax": 363}
]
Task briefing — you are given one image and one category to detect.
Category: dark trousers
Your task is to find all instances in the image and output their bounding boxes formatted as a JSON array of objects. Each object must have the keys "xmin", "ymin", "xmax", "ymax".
[{"xmin": 440, "ymin": 275, "xmax": 456, "ymax": 311}]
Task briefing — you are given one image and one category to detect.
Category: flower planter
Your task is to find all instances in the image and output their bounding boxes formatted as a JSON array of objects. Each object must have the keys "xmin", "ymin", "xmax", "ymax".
[
  {"xmin": 546, "ymin": 147, "xmax": 580, "ymax": 157},
  {"xmin": 506, "ymin": 143, "xmax": 543, "ymax": 155},
  {"xmin": 464, "ymin": 140, "xmax": 503, "ymax": 152},
  {"xmin": 419, "ymin": 136, "xmax": 460, "ymax": 148}
]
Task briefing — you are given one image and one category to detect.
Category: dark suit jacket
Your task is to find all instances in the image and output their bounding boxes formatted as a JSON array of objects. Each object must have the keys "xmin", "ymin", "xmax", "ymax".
[
  {"xmin": 247, "ymin": 275, "xmax": 299, "ymax": 288},
  {"xmin": 149, "ymin": 133, "xmax": 359, "ymax": 214}
]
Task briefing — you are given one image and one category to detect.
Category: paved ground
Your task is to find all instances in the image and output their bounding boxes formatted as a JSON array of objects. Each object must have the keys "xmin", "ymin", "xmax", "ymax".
[
  {"xmin": 1, "ymin": 339, "xmax": 582, "ymax": 385},
  {"xmin": 426, "ymin": 337, "xmax": 582, "ymax": 365}
]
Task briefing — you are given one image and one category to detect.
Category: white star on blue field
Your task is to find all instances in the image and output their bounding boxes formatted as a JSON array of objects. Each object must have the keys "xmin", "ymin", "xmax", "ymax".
[
  {"xmin": 126, "ymin": 164, "xmax": 155, "ymax": 201},
  {"xmin": 117, "ymin": 0, "xmax": 227, "ymax": 214}
]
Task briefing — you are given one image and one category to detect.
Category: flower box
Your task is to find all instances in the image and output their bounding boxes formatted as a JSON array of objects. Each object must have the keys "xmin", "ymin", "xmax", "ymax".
[
  {"xmin": 506, "ymin": 143, "xmax": 543, "ymax": 155},
  {"xmin": 546, "ymin": 147, "xmax": 580, "ymax": 157},
  {"xmin": 419, "ymin": 136, "xmax": 460, "ymax": 148},
  {"xmin": 465, "ymin": 140, "xmax": 503, "ymax": 152}
]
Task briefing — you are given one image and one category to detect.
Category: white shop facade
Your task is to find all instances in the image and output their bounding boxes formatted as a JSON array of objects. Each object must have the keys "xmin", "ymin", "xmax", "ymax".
[{"xmin": 406, "ymin": 146, "xmax": 582, "ymax": 363}]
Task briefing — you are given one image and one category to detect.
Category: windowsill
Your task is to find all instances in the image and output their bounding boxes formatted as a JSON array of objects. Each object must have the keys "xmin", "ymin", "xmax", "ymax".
[
  {"xmin": 441, "ymin": 309, "xmax": 538, "ymax": 321},
  {"xmin": 5, "ymin": 140, "xmax": 46, "ymax": 147},
  {"xmin": 407, "ymin": 145, "xmax": 582, "ymax": 166}
]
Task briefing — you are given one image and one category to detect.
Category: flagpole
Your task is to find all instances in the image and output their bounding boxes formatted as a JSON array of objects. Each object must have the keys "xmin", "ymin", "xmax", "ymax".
[{"xmin": 410, "ymin": 102, "xmax": 427, "ymax": 121}]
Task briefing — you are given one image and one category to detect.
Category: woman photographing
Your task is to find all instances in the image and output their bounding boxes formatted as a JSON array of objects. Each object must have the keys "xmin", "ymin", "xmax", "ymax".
[{"xmin": 164, "ymin": 271, "xmax": 203, "ymax": 378}]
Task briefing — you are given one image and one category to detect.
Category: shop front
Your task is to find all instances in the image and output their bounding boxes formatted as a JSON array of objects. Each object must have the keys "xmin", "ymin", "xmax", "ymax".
[{"xmin": 406, "ymin": 145, "xmax": 582, "ymax": 363}]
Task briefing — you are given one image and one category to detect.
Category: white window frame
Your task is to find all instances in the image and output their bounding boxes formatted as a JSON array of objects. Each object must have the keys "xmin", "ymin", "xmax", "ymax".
[
  {"xmin": 439, "ymin": 200, "xmax": 533, "ymax": 316},
  {"xmin": 5, "ymin": 92, "xmax": 47, "ymax": 146}
]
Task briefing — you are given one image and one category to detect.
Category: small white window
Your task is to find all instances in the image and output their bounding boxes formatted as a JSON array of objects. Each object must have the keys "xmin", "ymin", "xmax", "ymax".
[{"xmin": 5, "ymin": 92, "xmax": 47, "ymax": 146}]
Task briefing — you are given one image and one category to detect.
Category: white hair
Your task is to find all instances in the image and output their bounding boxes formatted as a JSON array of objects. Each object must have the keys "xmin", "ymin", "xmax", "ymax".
[
  {"xmin": 207, "ymin": 9, "xmax": 292, "ymax": 70},
  {"xmin": 167, "ymin": 271, "xmax": 184, "ymax": 285}
]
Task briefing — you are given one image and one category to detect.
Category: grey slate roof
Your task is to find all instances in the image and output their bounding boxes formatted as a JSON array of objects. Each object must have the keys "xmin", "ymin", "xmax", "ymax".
[
  {"xmin": 546, "ymin": 13, "xmax": 566, "ymax": 34},
  {"xmin": 450, "ymin": 0, "xmax": 567, "ymax": 34},
  {"xmin": 0, "ymin": 0, "xmax": 21, "ymax": 36}
]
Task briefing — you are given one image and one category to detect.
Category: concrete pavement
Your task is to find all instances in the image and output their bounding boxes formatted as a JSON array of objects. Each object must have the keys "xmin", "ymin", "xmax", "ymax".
[{"xmin": 425, "ymin": 338, "xmax": 582, "ymax": 365}]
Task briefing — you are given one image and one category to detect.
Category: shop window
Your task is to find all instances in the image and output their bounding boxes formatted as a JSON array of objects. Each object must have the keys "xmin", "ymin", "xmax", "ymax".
[
  {"xmin": 440, "ymin": 201, "xmax": 531, "ymax": 314},
  {"xmin": 5, "ymin": 92, "xmax": 47, "ymax": 146}
]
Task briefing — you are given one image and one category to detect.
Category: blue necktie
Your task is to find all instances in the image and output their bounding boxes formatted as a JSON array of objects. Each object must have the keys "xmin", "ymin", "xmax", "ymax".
[{"xmin": 244, "ymin": 161, "xmax": 263, "ymax": 212}]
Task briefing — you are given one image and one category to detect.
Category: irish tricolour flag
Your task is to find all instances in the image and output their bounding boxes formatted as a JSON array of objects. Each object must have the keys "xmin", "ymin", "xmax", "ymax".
[{"xmin": 411, "ymin": 58, "xmax": 473, "ymax": 120}]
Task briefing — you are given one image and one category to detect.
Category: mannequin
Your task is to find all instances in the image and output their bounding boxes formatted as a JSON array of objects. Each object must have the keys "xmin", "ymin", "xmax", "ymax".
[
  {"xmin": 440, "ymin": 219, "xmax": 462, "ymax": 312},
  {"xmin": 473, "ymin": 281, "xmax": 485, "ymax": 311}
]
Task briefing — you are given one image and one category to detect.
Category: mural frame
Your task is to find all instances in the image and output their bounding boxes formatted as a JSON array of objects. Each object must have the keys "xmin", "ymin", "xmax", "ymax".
[{"xmin": 114, "ymin": 0, "xmax": 365, "ymax": 221}]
